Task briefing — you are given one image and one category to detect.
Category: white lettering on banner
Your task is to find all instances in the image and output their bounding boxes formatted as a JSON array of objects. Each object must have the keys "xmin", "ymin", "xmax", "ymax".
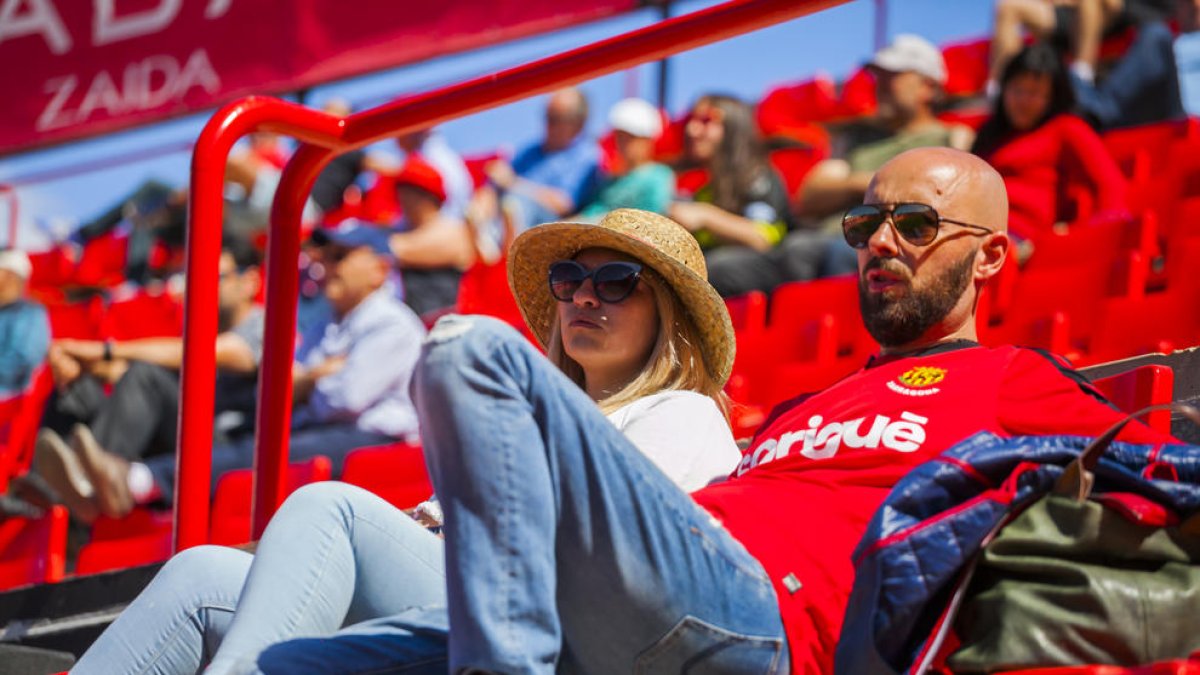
[
  {"xmin": 2, "ymin": 0, "xmax": 233, "ymax": 55},
  {"xmin": 94, "ymin": 0, "xmax": 182, "ymax": 46},
  {"xmin": 0, "ymin": 0, "xmax": 72, "ymax": 54},
  {"xmin": 736, "ymin": 411, "xmax": 931, "ymax": 475},
  {"xmin": 37, "ymin": 47, "xmax": 220, "ymax": 130}
]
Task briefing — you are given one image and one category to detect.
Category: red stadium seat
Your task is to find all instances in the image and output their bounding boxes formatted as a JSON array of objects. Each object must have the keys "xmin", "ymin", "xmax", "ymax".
[
  {"xmin": 767, "ymin": 275, "xmax": 873, "ymax": 364},
  {"xmin": 725, "ymin": 291, "xmax": 767, "ymax": 336},
  {"xmin": 758, "ymin": 76, "xmax": 842, "ymax": 136},
  {"xmin": 1090, "ymin": 365, "xmax": 1175, "ymax": 433},
  {"xmin": 45, "ymin": 296, "xmax": 105, "ymax": 340},
  {"xmin": 837, "ymin": 67, "xmax": 877, "ymax": 119},
  {"xmin": 941, "ymin": 38, "xmax": 990, "ymax": 98},
  {"xmin": 0, "ymin": 506, "xmax": 67, "ymax": 591},
  {"xmin": 0, "ymin": 367, "xmax": 54, "ymax": 493},
  {"xmin": 208, "ymin": 456, "xmax": 333, "ymax": 546},
  {"xmin": 74, "ymin": 508, "xmax": 175, "ymax": 576},
  {"xmin": 27, "ymin": 247, "xmax": 75, "ymax": 292},
  {"xmin": 73, "ymin": 232, "xmax": 128, "ymax": 288},
  {"xmin": 455, "ymin": 258, "xmax": 537, "ymax": 344},
  {"xmin": 462, "ymin": 151, "xmax": 504, "ymax": 190},
  {"xmin": 769, "ymin": 144, "xmax": 828, "ymax": 200},
  {"xmin": 340, "ymin": 443, "xmax": 432, "ymax": 510},
  {"xmin": 101, "ymin": 289, "xmax": 184, "ymax": 340},
  {"xmin": 1085, "ymin": 291, "xmax": 1200, "ymax": 366}
]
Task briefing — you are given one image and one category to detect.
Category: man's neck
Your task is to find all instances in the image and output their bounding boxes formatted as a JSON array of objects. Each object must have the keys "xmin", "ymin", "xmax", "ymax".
[{"xmin": 878, "ymin": 321, "xmax": 980, "ymax": 357}]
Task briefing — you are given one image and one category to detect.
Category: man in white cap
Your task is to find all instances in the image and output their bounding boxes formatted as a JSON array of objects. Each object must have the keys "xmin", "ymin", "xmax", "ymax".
[
  {"xmin": 0, "ymin": 249, "xmax": 49, "ymax": 397},
  {"xmin": 576, "ymin": 97, "xmax": 675, "ymax": 219},
  {"xmin": 776, "ymin": 33, "xmax": 972, "ymax": 283}
]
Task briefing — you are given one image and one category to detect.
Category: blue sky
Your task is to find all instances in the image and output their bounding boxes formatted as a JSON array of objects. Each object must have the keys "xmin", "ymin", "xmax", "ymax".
[{"xmin": 0, "ymin": 0, "xmax": 994, "ymax": 249}]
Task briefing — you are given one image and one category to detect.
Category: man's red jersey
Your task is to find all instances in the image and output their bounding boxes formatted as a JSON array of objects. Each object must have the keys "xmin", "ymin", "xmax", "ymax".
[{"xmin": 691, "ymin": 342, "xmax": 1176, "ymax": 675}]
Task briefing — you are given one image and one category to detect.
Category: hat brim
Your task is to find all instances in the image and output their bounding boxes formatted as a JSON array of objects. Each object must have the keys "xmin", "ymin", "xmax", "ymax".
[{"xmin": 507, "ymin": 221, "xmax": 735, "ymax": 387}]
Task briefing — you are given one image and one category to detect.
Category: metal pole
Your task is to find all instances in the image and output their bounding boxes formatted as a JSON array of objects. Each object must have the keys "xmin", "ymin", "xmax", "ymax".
[
  {"xmin": 874, "ymin": 0, "xmax": 888, "ymax": 51},
  {"xmin": 656, "ymin": 0, "xmax": 673, "ymax": 111}
]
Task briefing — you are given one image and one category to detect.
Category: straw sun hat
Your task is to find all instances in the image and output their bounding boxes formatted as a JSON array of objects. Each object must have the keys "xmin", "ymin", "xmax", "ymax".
[{"xmin": 507, "ymin": 208, "xmax": 736, "ymax": 386}]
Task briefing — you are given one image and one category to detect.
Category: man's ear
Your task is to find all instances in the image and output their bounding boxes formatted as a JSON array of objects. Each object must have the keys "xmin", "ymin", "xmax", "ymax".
[{"xmin": 975, "ymin": 231, "xmax": 1010, "ymax": 283}]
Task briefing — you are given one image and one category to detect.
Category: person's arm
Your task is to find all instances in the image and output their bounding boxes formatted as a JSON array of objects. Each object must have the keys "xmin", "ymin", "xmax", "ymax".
[
  {"xmin": 305, "ymin": 319, "xmax": 421, "ymax": 421},
  {"xmin": 798, "ymin": 159, "xmax": 874, "ymax": 219},
  {"xmin": 389, "ymin": 221, "xmax": 475, "ymax": 270},
  {"xmin": 0, "ymin": 304, "xmax": 50, "ymax": 392},
  {"xmin": 292, "ymin": 356, "xmax": 346, "ymax": 405},
  {"xmin": 669, "ymin": 202, "xmax": 776, "ymax": 251},
  {"xmin": 56, "ymin": 333, "xmax": 257, "ymax": 374},
  {"xmin": 997, "ymin": 348, "xmax": 1178, "ymax": 445},
  {"xmin": 1059, "ymin": 116, "xmax": 1129, "ymax": 214},
  {"xmin": 486, "ymin": 159, "xmax": 576, "ymax": 217}
]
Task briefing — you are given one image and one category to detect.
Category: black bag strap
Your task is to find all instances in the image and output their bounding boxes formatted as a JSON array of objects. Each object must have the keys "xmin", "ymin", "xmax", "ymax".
[{"xmin": 1053, "ymin": 402, "xmax": 1200, "ymax": 501}]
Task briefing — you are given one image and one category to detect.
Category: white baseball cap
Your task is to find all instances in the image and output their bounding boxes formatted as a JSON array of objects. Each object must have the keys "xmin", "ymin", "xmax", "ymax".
[
  {"xmin": 608, "ymin": 98, "xmax": 663, "ymax": 139},
  {"xmin": 0, "ymin": 250, "xmax": 31, "ymax": 281},
  {"xmin": 870, "ymin": 34, "xmax": 947, "ymax": 84}
]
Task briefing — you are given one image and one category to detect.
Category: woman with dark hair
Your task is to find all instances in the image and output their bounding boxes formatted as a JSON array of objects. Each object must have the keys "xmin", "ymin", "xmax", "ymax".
[
  {"xmin": 669, "ymin": 93, "xmax": 796, "ymax": 297},
  {"xmin": 972, "ymin": 43, "xmax": 1128, "ymax": 244}
]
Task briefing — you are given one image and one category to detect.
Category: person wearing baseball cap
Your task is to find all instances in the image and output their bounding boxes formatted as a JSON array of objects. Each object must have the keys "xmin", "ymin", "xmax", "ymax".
[
  {"xmin": 576, "ymin": 98, "xmax": 676, "ymax": 219},
  {"xmin": 0, "ymin": 249, "xmax": 49, "ymax": 397},
  {"xmin": 778, "ymin": 33, "xmax": 970, "ymax": 287}
]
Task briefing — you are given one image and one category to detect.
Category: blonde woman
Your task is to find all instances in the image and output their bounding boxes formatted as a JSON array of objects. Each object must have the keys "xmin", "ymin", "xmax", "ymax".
[{"xmin": 75, "ymin": 209, "xmax": 740, "ymax": 675}]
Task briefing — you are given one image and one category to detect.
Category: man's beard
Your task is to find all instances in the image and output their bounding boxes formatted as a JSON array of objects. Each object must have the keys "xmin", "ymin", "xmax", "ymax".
[{"xmin": 858, "ymin": 248, "xmax": 976, "ymax": 348}]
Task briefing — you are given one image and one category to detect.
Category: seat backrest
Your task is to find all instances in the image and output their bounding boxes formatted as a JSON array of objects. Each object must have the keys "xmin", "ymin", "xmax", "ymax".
[
  {"xmin": 340, "ymin": 443, "xmax": 432, "ymax": 510},
  {"xmin": 209, "ymin": 456, "xmax": 333, "ymax": 546},
  {"xmin": 1090, "ymin": 364, "xmax": 1175, "ymax": 433},
  {"xmin": 0, "ymin": 506, "xmax": 67, "ymax": 591},
  {"xmin": 102, "ymin": 290, "xmax": 184, "ymax": 340},
  {"xmin": 45, "ymin": 296, "xmax": 105, "ymax": 340}
]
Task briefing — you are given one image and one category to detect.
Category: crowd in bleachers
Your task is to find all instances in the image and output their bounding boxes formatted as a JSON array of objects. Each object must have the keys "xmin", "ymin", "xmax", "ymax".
[{"xmin": 3, "ymin": 1, "xmax": 1200, "ymax": 670}]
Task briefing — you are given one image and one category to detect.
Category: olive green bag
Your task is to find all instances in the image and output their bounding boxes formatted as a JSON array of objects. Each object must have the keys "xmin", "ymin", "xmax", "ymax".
[{"xmin": 947, "ymin": 405, "xmax": 1200, "ymax": 673}]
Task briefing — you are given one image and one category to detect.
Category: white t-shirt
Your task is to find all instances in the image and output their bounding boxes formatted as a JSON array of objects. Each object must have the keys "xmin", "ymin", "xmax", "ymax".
[{"xmin": 606, "ymin": 390, "xmax": 740, "ymax": 492}]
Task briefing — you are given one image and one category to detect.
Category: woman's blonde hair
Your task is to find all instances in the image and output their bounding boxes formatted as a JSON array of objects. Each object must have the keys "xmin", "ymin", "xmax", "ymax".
[{"xmin": 545, "ymin": 267, "xmax": 730, "ymax": 419}]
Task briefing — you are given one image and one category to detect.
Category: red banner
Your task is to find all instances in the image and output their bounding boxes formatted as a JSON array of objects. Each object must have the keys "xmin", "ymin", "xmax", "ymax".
[{"xmin": 0, "ymin": 0, "xmax": 638, "ymax": 156}]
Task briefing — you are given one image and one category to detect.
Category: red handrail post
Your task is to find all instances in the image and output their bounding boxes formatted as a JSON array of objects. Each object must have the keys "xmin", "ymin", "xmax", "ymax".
[{"xmin": 179, "ymin": 0, "xmax": 851, "ymax": 547}]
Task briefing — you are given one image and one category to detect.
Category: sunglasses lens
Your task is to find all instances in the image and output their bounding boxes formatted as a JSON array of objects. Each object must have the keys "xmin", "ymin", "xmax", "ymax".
[
  {"xmin": 592, "ymin": 263, "xmax": 642, "ymax": 302},
  {"xmin": 548, "ymin": 261, "xmax": 585, "ymax": 302},
  {"xmin": 842, "ymin": 206, "xmax": 885, "ymax": 249},
  {"xmin": 892, "ymin": 205, "xmax": 939, "ymax": 245}
]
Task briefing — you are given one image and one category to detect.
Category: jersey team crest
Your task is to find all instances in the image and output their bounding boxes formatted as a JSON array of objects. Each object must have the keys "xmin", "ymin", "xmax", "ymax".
[{"xmin": 887, "ymin": 366, "xmax": 947, "ymax": 397}]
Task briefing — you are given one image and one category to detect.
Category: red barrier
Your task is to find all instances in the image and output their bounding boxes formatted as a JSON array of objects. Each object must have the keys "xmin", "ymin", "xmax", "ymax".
[{"xmin": 178, "ymin": 0, "xmax": 851, "ymax": 550}]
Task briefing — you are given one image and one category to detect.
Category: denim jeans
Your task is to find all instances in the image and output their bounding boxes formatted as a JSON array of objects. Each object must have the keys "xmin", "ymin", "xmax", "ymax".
[
  {"xmin": 73, "ymin": 482, "xmax": 447, "ymax": 675},
  {"xmin": 1071, "ymin": 21, "xmax": 1185, "ymax": 130},
  {"xmin": 267, "ymin": 315, "xmax": 785, "ymax": 674}
]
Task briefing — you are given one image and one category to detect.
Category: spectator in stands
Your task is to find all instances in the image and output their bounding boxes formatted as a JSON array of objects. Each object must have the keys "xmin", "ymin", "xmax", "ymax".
[
  {"xmin": 669, "ymin": 93, "xmax": 796, "ymax": 297},
  {"xmin": 990, "ymin": 1, "xmax": 1176, "ymax": 90},
  {"xmin": 309, "ymin": 99, "xmax": 394, "ymax": 222},
  {"xmin": 780, "ymin": 34, "xmax": 968, "ymax": 284},
  {"xmin": 396, "ymin": 128, "xmax": 474, "ymax": 222},
  {"xmin": 0, "ymin": 250, "xmax": 49, "ymax": 397},
  {"xmin": 385, "ymin": 157, "xmax": 476, "ymax": 316},
  {"xmin": 68, "ymin": 180, "xmax": 188, "ymax": 285},
  {"xmin": 1071, "ymin": 0, "xmax": 1200, "ymax": 128},
  {"xmin": 223, "ymin": 148, "xmax": 1173, "ymax": 674},
  {"xmin": 577, "ymin": 98, "xmax": 675, "ymax": 219},
  {"xmin": 33, "ymin": 239, "xmax": 265, "ymax": 522},
  {"xmin": 973, "ymin": 43, "xmax": 1129, "ymax": 248},
  {"xmin": 481, "ymin": 87, "xmax": 603, "ymax": 232},
  {"xmin": 225, "ymin": 133, "xmax": 319, "ymax": 234},
  {"xmin": 54, "ymin": 225, "xmax": 425, "ymax": 520},
  {"xmin": 72, "ymin": 208, "xmax": 741, "ymax": 674}
]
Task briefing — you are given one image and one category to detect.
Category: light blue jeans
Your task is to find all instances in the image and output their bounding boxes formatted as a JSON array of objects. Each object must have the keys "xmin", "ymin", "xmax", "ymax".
[
  {"xmin": 77, "ymin": 315, "xmax": 787, "ymax": 674},
  {"xmin": 72, "ymin": 482, "xmax": 448, "ymax": 675}
]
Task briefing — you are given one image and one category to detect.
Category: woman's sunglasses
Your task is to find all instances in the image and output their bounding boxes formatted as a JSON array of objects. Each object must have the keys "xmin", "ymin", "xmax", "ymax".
[
  {"xmin": 548, "ymin": 260, "xmax": 643, "ymax": 303},
  {"xmin": 842, "ymin": 203, "xmax": 993, "ymax": 249}
]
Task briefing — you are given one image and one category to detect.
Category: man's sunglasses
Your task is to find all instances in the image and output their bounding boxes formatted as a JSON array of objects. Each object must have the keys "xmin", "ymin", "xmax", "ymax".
[
  {"xmin": 842, "ymin": 203, "xmax": 993, "ymax": 249},
  {"xmin": 548, "ymin": 260, "xmax": 643, "ymax": 303}
]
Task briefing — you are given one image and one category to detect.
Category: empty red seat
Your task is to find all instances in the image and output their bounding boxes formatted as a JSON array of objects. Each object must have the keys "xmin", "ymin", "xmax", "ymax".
[
  {"xmin": 758, "ymin": 76, "xmax": 842, "ymax": 136},
  {"xmin": 1090, "ymin": 364, "xmax": 1175, "ymax": 433},
  {"xmin": 340, "ymin": 443, "xmax": 432, "ymax": 510},
  {"xmin": 209, "ymin": 456, "xmax": 333, "ymax": 546},
  {"xmin": 73, "ymin": 232, "xmax": 128, "ymax": 288},
  {"xmin": 941, "ymin": 38, "xmax": 990, "ymax": 98},
  {"xmin": 74, "ymin": 530, "xmax": 174, "ymax": 576},
  {"xmin": 837, "ymin": 67, "xmax": 877, "ymax": 119},
  {"xmin": 0, "ymin": 367, "xmax": 54, "ymax": 493},
  {"xmin": 0, "ymin": 506, "xmax": 67, "ymax": 591},
  {"xmin": 45, "ymin": 296, "xmax": 105, "ymax": 340},
  {"xmin": 1085, "ymin": 290, "xmax": 1200, "ymax": 366}
]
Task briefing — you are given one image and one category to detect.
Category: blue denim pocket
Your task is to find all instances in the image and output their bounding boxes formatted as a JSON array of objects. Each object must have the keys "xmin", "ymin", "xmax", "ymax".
[{"xmin": 634, "ymin": 615, "xmax": 784, "ymax": 674}]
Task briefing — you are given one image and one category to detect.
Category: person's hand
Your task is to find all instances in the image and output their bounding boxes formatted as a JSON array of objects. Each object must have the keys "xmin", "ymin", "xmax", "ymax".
[
  {"xmin": 47, "ymin": 344, "xmax": 82, "ymax": 388},
  {"xmin": 56, "ymin": 339, "xmax": 106, "ymax": 363},
  {"xmin": 668, "ymin": 201, "xmax": 713, "ymax": 232},
  {"xmin": 484, "ymin": 160, "xmax": 517, "ymax": 190},
  {"xmin": 308, "ymin": 355, "xmax": 347, "ymax": 380}
]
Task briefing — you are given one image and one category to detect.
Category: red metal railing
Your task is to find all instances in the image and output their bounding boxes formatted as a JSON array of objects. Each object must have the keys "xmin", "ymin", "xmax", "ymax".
[{"xmin": 178, "ymin": 0, "xmax": 849, "ymax": 551}]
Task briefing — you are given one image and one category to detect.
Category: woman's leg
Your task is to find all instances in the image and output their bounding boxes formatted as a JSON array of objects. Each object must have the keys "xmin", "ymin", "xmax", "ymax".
[
  {"xmin": 205, "ymin": 482, "xmax": 446, "ymax": 674},
  {"xmin": 72, "ymin": 545, "xmax": 251, "ymax": 675},
  {"xmin": 414, "ymin": 316, "xmax": 786, "ymax": 675}
]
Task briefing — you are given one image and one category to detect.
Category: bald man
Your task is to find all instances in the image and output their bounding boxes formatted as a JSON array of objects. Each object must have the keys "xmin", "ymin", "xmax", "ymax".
[{"xmin": 242, "ymin": 150, "xmax": 1175, "ymax": 675}]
